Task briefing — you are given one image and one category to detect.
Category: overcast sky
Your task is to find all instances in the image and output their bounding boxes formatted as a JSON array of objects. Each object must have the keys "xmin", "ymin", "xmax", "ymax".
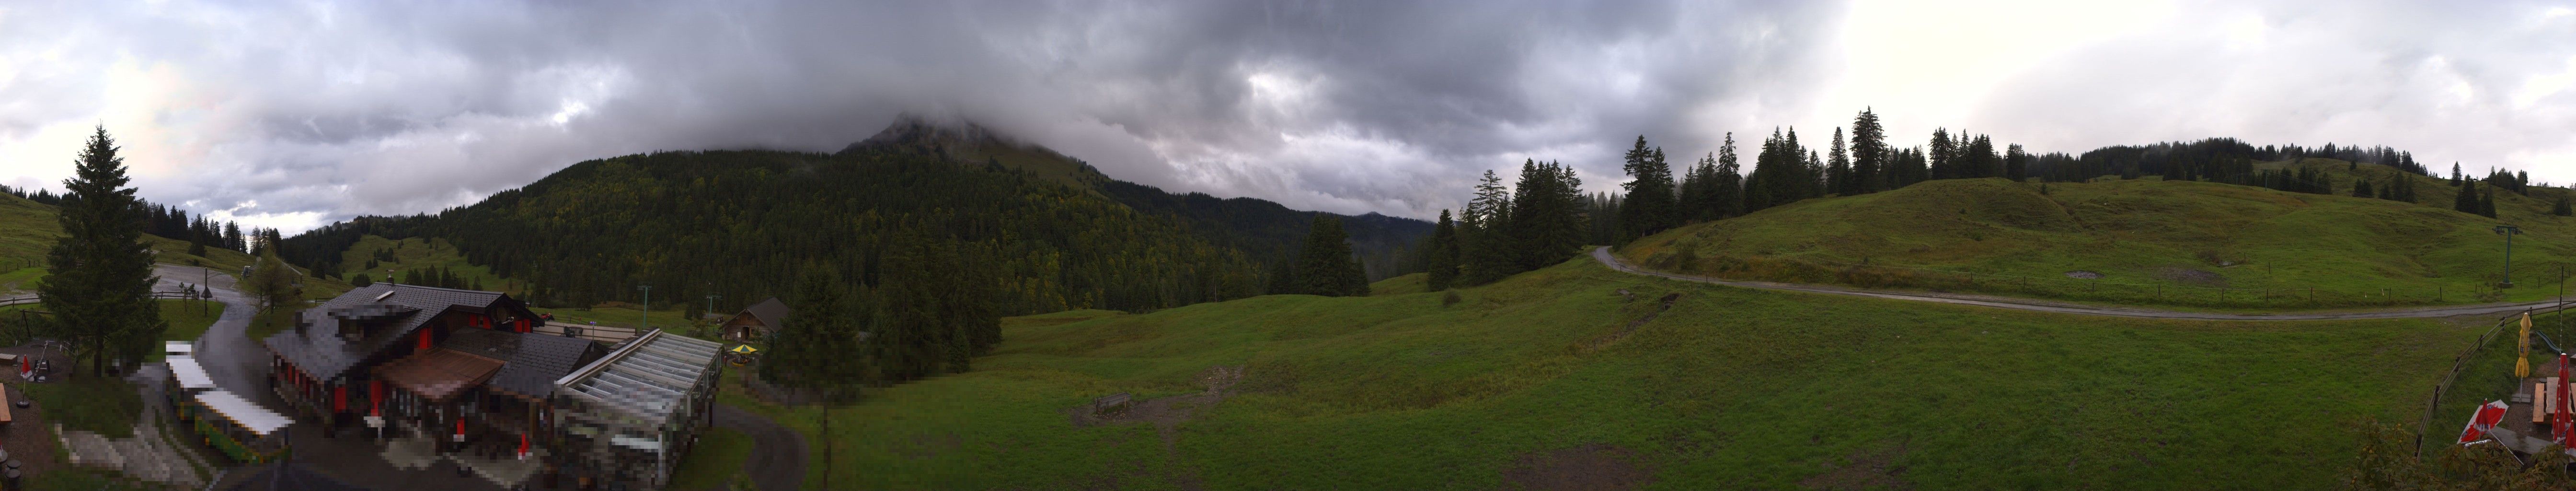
[{"xmin": 2, "ymin": 0, "xmax": 2573, "ymax": 234}]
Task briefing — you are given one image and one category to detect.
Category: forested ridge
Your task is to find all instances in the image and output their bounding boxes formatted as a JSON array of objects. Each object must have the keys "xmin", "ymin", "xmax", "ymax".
[{"xmin": 277, "ymin": 119, "xmax": 1431, "ymax": 316}]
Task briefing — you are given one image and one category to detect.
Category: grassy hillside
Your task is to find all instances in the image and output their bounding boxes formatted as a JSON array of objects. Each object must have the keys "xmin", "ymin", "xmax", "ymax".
[
  {"xmin": 1621, "ymin": 161, "xmax": 2575, "ymax": 308},
  {"xmin": 0, "ymin": 192, "xmax": 256, "ymax": 293},
  {"xmin": 724, "ymin": 257, "xmax": 2470, "ymax": 490},
  {"xmin": 334, "ymin": 235, "xmax": 519, "ymax": 292}
]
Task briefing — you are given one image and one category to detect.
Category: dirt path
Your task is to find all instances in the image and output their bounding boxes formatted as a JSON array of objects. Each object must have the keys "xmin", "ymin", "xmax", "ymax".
[{"xmin": 1592, "ymin": 247, "xmax": 2568, "ymax": 321}]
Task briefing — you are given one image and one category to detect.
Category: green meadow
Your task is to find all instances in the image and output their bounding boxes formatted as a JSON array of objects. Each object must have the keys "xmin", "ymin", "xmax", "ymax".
[
  {"xmin": 725, "ymin": 257, "xmax": 2471, "ymax": 490},
  {"xmin": 0, "ymin": 192, "xmax": 260, "ymax": 294},
  {"xmin": 1622, "ymin": 160, "xmax": 2576, "ymax": 309}
]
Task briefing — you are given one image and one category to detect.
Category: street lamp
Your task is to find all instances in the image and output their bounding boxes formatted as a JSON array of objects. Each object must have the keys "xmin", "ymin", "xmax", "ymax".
[{"xmin": 2497, "ymin": 225, "xmax": 2524, "ymax": 288}]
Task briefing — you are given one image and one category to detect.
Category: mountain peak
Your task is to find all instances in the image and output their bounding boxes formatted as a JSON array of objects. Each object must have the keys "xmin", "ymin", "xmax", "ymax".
[
  {"xmin": 848, "ymin": 112, "xmax": 1021, "ymax": 152},
  {"xmin": 840, "ymin": 113, "xmax": 1105, "ymax": 187}
]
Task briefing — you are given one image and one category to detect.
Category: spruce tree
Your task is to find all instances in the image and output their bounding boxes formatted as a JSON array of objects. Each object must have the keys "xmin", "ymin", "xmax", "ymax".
[
  {"xmin": 2352, "ymin": 178, "xmax": 2372, "ymax": 198},
  {"xmin": 1711, "ymin": 134, "xmax": 1745, "ymax": 219},
  {"xmin": 1676, "ymin": 153, "xmax": 1715, "ymax": 222},
  {"xmin": 1294, "ymin": 215, "xmax": 1367, "ymax": 296},
  {"xmin": 1460, "ymin": 169, "xmax": 1516, "ymax": 286},
  {"xmin": 1827, "ymin": 128, "xmax": 1851, "ymax": 195},
  {"xmin": 2480, "ymin": 187, "xmax": 2499, "ymax": 218},
  {"xmin": 1616, "ymin": 136, "xmax": 1678, "ymax": 241},
  {"xmin": 1424, "ymin": 210, "xmax": 1460, "ymax": 291},
  {"xmin": 2456, "ymin": 181, "xmax": 2481, "ymax": 214},
  {"xmin": 1928, "ymin": 129, "xmax": 1954, "ymax": 180},
  {"xmin": 2553, "ymin": 194, "xmax": 2572, "ymax": 217},
  {"xmin": 1850, "ymin": 109, "xmax": 1885, "ymax": 193},
  {"xmin": 2005, "ymin": 143, "xmax": 2028, "ymax": 182},
  {"xmin": 39, "ymin": 126, "xmax": 165, "ymax": 376},
  {"xmin": 1507, "ymin": 160, "xmax": 1587, "ymax": 271},
  {"xmin": 763, "ymin": 268, "xmax": 869, "ymax": 396}
]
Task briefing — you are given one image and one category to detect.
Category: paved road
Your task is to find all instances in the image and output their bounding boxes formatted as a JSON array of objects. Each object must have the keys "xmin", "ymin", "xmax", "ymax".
[
  {"xmin": 1592, "ymin": 246, "xmax": 2572, "ymax": 321},
  {"xmin": 153, "ymin": 264, "xmax": 275, "ymax": 402},
  {"xmin": 713, "ymin": 403, "xmax": 807, "ymax": 491}
]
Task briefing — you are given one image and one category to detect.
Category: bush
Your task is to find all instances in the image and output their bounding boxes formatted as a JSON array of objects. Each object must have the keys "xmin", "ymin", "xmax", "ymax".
[{"xmin": 1440, "ymin": 290, "xmax": 1462, "ymax": 307}]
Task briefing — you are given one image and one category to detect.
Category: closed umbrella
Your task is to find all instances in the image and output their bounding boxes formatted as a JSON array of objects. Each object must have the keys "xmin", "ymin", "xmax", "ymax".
[{"xmin": 2519, "ymin": 312, "xmax": 2534, "ymax": 377}]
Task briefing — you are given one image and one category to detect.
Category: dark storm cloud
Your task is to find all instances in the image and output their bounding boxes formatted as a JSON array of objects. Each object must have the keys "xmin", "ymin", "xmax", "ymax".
[{"xmin": 0, "ymin": 0, "xmax": 1840, "ymax": 230}]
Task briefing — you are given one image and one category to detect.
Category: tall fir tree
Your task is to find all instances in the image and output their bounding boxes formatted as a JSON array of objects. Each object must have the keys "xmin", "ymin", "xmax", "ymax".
[
  {"xmin": 39, "ymin": 126, "xmax": 166, "ymax": 376},
  {"xmin": 1616, "ymin": 136, "xmax": 1679, "ymax": 241},
  {"xmin": 1928, "ymin": 129, "xmax": 1955, "ymax": 180},
  {"xmin": 2553, "ymin": 194, "xmax": 2572, "ymax": 217},
  {"xmin": 1507, "ymin": 160, "xmax": 1588, "ymax": 272},
  {"xmin": 1676, "ymin": 153, "xmax": 1716, "ymax": 222},
  {"xmin": 1827, "ymin": 127, "xmax": 1852, "ymax": 195},
  {"xmin": 1712, "ymin": 133, "xmax": 1746, "ymax": 219},
  {"xmin": 1850, "ymin": 108, "xmax": 1886, "ymax": 193},
  {"xmin": 2004, "ymin": 143, "xmax": 2028, "ymax": 182},
  {"xmin": 2455, "ymin": 180, "xmax": 2480, "ymax": 214},
  {"xmin": 763, "ymin": 269, "xmax": 870, "ymax": 395},
  {"xmin": 1294, "ymin": 215, "xmax": 1369, "ymax": 296},
  {"xmin": 1424, "ymin": 210, "xmax": 1460, "ymax": 291},
  {"xmin": 1460, "ymin": 169, "xmax": 1516, "ymax": 286}
]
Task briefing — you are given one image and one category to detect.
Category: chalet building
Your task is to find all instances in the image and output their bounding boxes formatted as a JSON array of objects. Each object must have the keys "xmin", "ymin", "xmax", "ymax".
[
  {"xmin": 265, "ymin": 283, "xmax": 724, "ymax": 489},
  {"xmin": 718, "ymin": 297, "xmax": 790, "ymax": 341}
]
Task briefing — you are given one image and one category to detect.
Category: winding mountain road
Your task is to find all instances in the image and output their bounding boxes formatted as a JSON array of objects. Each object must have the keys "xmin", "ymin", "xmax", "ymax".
[{"xmin": 1591, "ymin": 246, "xmax": 2568, "ymax": 321}]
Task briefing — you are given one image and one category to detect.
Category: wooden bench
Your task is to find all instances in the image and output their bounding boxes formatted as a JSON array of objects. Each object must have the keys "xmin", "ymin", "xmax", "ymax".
[
  {"xmin": 1093, "ymin": 393, "xmax": 1132, "ymax": 416},
  {"xmin": 2541, "ymin": 380, "xmax": 2560, "ymax": 426}
]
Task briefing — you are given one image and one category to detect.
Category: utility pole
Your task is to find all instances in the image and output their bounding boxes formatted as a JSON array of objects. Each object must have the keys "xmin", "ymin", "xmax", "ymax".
[
  {"xmin": 2496, "ymin": 225, "xmax": 2523, "ymax": 288},
  {"xmin": 637, "ymin": 284, "xmax": 652, "ymax": 332}
]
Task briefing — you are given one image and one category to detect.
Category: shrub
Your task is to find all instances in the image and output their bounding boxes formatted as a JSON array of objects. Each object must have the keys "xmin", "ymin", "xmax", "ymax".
[{"xmin": 1440, "ymin": 290, "xmax": 1462, "ymax": 307}]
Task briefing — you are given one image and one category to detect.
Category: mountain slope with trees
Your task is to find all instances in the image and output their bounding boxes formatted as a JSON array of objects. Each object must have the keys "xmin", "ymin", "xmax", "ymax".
[{"xmin": 276, "ymin": 117, "xmax": 1432, "ymax": 317}]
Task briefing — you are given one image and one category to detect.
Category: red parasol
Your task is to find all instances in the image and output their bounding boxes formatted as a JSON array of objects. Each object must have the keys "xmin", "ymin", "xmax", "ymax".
[{"xmin": 2558, "ymin": 354, "xmax": 2572, "ymax": 444}]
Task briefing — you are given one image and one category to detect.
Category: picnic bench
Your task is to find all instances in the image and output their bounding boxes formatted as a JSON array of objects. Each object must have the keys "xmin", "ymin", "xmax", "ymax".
[
  {"xmin": 2539, "ymin": 378, "xmax": 2561, "ymax": 426},
  {"xmin": 1093, "ymin": 393, "xmax": 1132, "ymax": 416}
]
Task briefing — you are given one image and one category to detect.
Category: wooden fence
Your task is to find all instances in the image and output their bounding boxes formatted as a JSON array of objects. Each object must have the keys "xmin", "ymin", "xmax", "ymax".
[
  {"xmin": 0, "ymin": 292, "xmax": 199, "ymax": 309},
  {"xmin": 2416, "ymin": 300, "xmax": 2576, "ymax": 456}
]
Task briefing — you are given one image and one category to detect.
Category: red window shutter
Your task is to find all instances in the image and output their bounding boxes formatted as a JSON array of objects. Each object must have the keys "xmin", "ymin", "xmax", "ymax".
[{"xmin": 334, "ymin": 385, "xmax": 346, "ymax": 412}]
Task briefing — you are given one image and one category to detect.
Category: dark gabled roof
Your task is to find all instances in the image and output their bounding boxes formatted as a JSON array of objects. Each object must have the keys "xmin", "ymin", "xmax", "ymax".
[
  {"xmin": 739, "ymin": 297, "xmax": 791, "ymax": 326},
  {"xmin": 440, "ymin": 327, "xmax": 607, "ymax": 398},
  {"xmin": 264, "ymin": 283, "xmax": 516, "ymax": 381}
]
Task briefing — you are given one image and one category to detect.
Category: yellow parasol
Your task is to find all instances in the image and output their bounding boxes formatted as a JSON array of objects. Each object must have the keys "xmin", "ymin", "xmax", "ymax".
[
  {"xmin": 2518, "ymin": 312, "xmax": 2534, "ymax": 378},
  {"xmin": 729, "ymin": 344, "xmax": 760, "ymax": 355}
]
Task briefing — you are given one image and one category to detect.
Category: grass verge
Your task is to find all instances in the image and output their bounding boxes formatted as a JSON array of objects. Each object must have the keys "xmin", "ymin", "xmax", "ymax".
[
  {"xmin": 21, "ymin": 376, "xmax": 142, "ymax": 439},
  {"xmin": 667, "ymin": 426, "xmax": 754, "ymax": 490}
]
